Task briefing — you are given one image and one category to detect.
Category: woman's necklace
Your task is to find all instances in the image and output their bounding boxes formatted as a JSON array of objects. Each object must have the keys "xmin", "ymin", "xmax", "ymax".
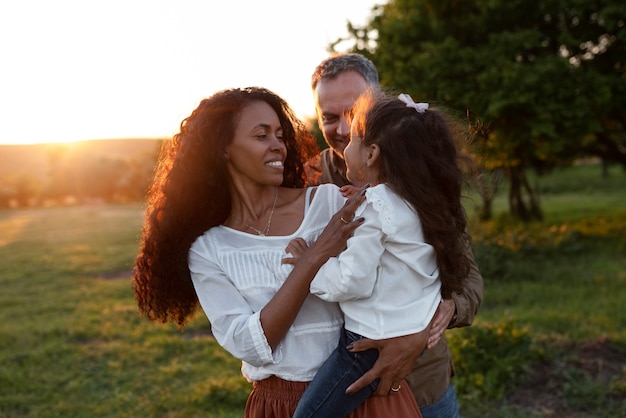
[{"xmin": 245, "ymin": 189, "xmax": 278, "ymax": 236}]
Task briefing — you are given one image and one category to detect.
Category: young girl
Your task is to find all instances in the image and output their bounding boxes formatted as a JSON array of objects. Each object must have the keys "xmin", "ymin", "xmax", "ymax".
[{"xmin": 290, "ymin": 91, "xmax": 472, "ymax": 418}]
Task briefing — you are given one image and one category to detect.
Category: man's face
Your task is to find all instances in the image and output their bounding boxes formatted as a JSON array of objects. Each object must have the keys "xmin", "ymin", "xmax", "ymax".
[{"xmin": 314, "ymin": 71, "xmax": 370, "ymax": 159}]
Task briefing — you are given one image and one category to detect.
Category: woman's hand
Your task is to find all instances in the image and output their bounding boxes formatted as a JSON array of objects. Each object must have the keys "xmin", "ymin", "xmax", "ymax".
[
  {"xmin": 263, "ymin": 184, "xmax": 367, "ymax": 350},
  {"xmin": 283, "ymin": 184, "xmax": 368, "ymax": 266},
  {"xmin": 308, "ymin": 184, "xmax": 367, "ymax": 259}
]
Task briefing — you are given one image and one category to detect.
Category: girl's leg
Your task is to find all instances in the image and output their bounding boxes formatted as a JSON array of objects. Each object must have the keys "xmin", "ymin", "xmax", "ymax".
[{"xmin": 293, "ymin": 328, "xmax": 379, "ymax": 418}]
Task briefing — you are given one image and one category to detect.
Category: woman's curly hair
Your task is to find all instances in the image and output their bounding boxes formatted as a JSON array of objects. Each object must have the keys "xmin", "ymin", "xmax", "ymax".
[{"xmin": 132, "ymin": 87, "xmax": 319, "ymax": 326}]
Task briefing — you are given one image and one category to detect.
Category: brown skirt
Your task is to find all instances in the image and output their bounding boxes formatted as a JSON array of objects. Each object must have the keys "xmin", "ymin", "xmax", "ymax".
[{"xmin": 244, "ymin": 375, "xmax": 422, "ymax": 418}]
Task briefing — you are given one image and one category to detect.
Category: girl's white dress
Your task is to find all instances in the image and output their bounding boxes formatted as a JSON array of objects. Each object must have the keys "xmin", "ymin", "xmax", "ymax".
[{"xmin": 310, "ymin": 183, "xmax": 441, "ymax": 339}]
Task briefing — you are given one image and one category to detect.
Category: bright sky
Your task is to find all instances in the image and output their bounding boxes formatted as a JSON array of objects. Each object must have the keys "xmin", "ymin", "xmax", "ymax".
[{"xmin": 0, "ymin": 0, "xmax": 380, "ymax": 145}]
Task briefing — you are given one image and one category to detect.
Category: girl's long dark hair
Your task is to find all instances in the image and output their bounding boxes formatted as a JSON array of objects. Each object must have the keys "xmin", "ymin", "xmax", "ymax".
[
  {"xmin": 132, "ymin": 87, "xmax": 319, "ymax": 326},
  {"xmin": 352, "ymin": 91, "xmax": 472, "ymax": 298}
]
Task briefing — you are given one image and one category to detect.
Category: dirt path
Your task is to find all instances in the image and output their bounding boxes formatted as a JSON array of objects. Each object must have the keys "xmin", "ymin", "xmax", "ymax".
[{"xmin": 506, "ymin": 337, "xmax": 626, "ymax": 417}]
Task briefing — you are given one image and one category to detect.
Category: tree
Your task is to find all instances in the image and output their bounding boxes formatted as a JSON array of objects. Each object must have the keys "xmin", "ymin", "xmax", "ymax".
[
  {"xmin": 338, "ymin": 0, "xmax": 626, "ymax": 221},
  {"xmin": 1, "ymin": 172, "xmax": 41, "ymax": 207}
]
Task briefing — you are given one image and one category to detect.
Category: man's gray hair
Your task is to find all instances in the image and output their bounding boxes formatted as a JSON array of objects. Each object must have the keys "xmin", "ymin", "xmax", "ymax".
[{"xmin": 311, "ymin": 53, "xmax": 380, "ymax": 90}]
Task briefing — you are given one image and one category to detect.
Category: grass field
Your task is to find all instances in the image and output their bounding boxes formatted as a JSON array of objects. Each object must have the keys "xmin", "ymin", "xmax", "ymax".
[
  {"xmin": 0, "ymin": 205, "xmax": 247, "ymax": 417},
  {"xmin": 457, "ymin": 164, "xmax": 626, "ymax": 416},
  {"xmin": 1, "ymin": 163, "xmax": 625, "ymax": 417}
]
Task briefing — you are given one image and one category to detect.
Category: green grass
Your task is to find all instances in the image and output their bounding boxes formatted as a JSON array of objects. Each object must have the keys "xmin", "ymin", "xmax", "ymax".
[
  {"xmin": 464, "ymin": 164, "xmax": 626, "ymax": 344},
  {"xmin": 455, "ymin": 163, "xmax": 626, "ymax": 416},
  {"xmin": 0, "ymin": 206, "xmax": 248, "ymax": 417},
  {"xmin": 1, "ymin": 163, "xmax": 625, "ymax": 417}
]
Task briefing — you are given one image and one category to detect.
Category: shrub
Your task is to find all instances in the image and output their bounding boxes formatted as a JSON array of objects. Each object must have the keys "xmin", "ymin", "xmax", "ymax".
[{"xmin": 449, "ymin": 318, "xmax": 539, "ymax": 401}]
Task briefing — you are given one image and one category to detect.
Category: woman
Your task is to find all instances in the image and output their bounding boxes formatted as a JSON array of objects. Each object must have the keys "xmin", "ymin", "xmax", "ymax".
[{"xmin": 132, "ymin": 87, "xmax": 424, "ymax": 417}]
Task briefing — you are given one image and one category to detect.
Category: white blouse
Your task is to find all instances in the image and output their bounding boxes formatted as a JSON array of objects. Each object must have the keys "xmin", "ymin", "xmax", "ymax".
[
  {"xmin": 188, "ymin": 184, "xmax": 345, "ymax": 382},
  {"xmin": 310, "ymin": 183, "xmax": 442, "ymax": 340}
]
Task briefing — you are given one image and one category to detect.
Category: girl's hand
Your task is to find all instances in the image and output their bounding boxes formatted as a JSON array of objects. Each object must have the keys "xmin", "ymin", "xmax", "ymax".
[
  {"xmin": 339, "ymin": 184, "xmax": 361, "ymax": 198},
  {"xmin": 282, "ymin": 238, "xmax": 309, "ymax": 265}
]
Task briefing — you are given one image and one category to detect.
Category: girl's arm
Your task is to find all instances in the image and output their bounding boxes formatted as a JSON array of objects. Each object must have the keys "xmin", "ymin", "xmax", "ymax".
[
  {"xmin": 308, "ymin": 200, "xmax": 387, "ymax": 302},
  {"xmin": 260, "ymin": 194, "xmax": 364, "ymax": 350}
]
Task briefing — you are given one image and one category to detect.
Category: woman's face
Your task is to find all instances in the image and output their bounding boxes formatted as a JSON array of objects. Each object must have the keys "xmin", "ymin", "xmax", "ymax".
[{"xmin": 224, "ymin": 100, "xmax": 287, "ymax": 187}]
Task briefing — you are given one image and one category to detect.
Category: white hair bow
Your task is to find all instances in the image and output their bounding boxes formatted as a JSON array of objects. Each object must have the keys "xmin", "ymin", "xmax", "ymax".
[{"xmin": 398, "ymin": 93, "xmax": 429, "ymax": 113}]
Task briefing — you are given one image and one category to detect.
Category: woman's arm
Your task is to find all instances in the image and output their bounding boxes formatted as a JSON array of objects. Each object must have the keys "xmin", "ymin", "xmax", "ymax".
[
  {"xmin": 261, "ymin": 194, "xmax": 365, "ymax": 350},
  {"xmin": 190, "ymin": 193, "xmax": 364, "ymax": 362}
]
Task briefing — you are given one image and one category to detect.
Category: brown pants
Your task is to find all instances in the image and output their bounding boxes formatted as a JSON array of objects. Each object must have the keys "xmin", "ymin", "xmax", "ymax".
[{"xmin": 245, "ymin": 375, "xmax": 422, "ymax": 418}]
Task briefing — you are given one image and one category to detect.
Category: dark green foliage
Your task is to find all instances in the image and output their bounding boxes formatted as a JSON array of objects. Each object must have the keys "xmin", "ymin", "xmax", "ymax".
[{"xmin": 340, "ymin": 0, "xmax": 626, "ymax": 220}]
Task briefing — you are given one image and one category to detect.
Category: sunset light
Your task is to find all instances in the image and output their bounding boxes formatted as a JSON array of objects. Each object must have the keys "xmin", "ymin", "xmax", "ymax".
[{"xmin": 0, "ymin": 0, "xmax": 379, "ymax": 145}]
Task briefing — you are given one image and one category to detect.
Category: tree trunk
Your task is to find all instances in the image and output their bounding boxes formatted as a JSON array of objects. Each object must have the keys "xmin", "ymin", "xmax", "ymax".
[
  {"xmin": 479, "ymin": 195, "xmax": 493, "ymax": 221},
  {"xmin": 507, "ymin": 166, "xmax": 542, "ymax": 222},
  {"xmin": 474, "ymin": 168, "xmax": 503, "ymax": 221},
  {"xmin": 521, "ymin": 172, "xmax": 543, "ymax": 221},
  {"xmin": 475, "ymin": 174, "xmax": 492, "ymax": 221}
]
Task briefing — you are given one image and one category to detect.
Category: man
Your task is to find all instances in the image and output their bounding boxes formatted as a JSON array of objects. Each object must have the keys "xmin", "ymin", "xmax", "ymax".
[{"xmin": 305, "ymin": 53, "xmax": 484, "ymax": 418}]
